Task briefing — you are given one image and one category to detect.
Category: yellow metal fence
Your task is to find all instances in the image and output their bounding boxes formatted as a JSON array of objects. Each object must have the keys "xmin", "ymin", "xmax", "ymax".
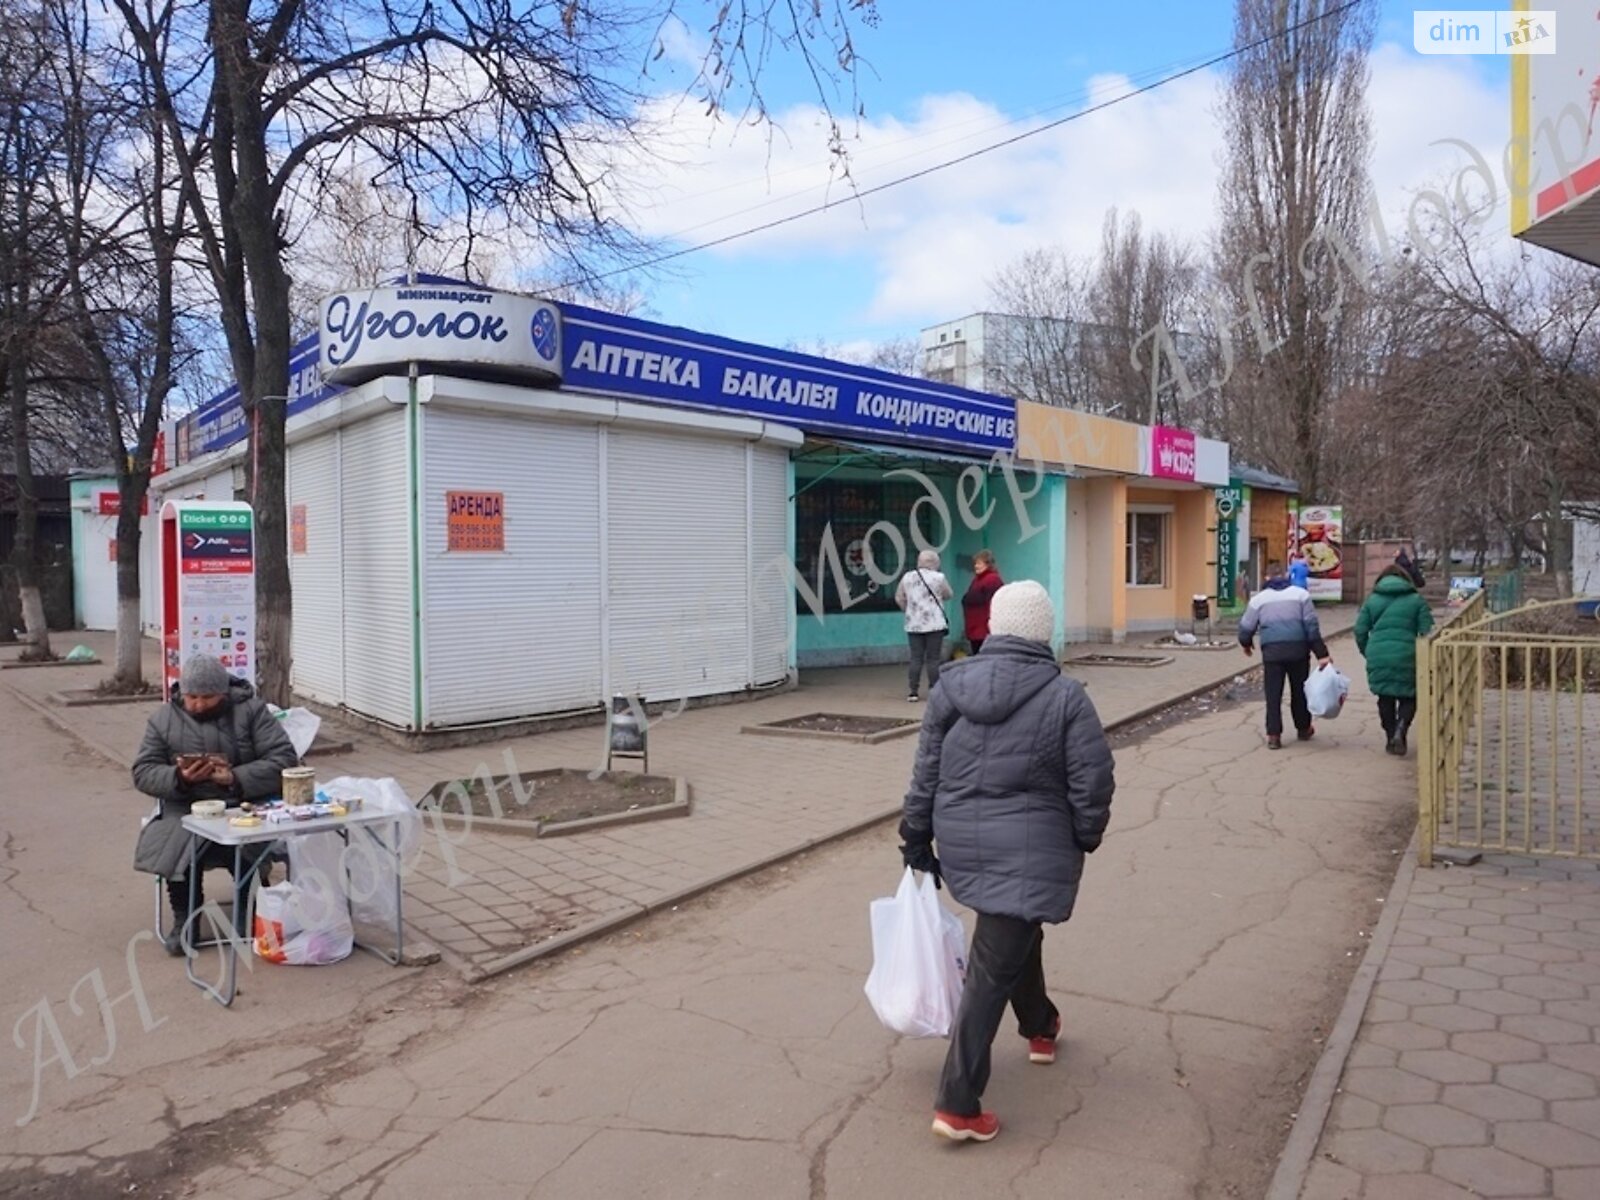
[{"xmin": 1418, "ymin": 597, "xmax": 1600, "ymax": 866}]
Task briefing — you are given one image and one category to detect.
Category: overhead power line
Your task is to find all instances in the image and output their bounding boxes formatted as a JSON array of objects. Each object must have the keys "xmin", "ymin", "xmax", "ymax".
[{"xmin": 570, "ymin": 0, "xmax": 1363, "ymax": 288}]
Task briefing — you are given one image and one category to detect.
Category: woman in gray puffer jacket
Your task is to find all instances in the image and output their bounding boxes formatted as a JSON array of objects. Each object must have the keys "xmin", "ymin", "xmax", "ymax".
[
  {"xmin": 133, "ymin": 655, "xmax": 298, "ymax": 951},
  {"xmin": 898, "ymin": 580, "xmax": 1115, "ymax": 1143}
]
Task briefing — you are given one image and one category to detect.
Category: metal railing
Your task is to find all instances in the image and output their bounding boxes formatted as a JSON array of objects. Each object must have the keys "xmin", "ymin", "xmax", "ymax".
[{"xmin": 1418, "ymin": 597, "xmax": 1600, "ymax": 866}]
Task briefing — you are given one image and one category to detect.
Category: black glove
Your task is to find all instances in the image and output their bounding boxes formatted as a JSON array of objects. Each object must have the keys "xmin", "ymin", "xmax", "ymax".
[
  {"xmin": 899, "ymin": 834, "xmax": 942, "ymax": 888},
  {"xmin": 1076, "ymin": 833, "xmax": 1102, "ymax": 855}
]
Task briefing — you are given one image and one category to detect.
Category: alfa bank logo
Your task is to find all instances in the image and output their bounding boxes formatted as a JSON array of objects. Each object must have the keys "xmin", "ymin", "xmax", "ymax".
[{"xmin": 1414, "ymin": 10, "xmax": 1556, "ymax": 54}]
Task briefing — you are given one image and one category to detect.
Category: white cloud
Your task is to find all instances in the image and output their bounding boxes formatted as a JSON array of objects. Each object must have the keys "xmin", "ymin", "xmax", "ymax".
[{"xmin": 606, "ymin": 39, "xmax": 1511, "ymax": 333}]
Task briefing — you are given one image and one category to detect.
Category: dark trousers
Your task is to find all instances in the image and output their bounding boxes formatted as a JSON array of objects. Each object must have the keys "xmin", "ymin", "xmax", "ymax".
[
  {"xmin": 935, "ymin": 913, "xmax": 1059, "ymax": 1116},
  {"xmin": 1263, "ymin": 657, "xmax": 1313, "ymax": 737},
  {"xmin": 166, "ymin": 841, "xmax": 270, "ymax": 934},
  {"xmin": 1377, "ymin": 695, "xmax": 1417, "ymax": 736},
  {"xmin": 907, "ymin": 631, "xmax": 944, "ymax": 695}
]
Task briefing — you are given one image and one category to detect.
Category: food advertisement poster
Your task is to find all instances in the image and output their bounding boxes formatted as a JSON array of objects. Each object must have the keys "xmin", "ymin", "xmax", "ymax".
[
  {"xmin": 1295, "ymin": 505, "xmax": 1344, "ymax": 602},
  {"xmin": 176, "ymin": 507, "xmax": 255, "ymax": 685}
]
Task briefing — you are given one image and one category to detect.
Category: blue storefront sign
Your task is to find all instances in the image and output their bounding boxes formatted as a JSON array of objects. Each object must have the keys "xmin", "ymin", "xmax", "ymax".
[
  {"xmin": 176, "ymin": 335, "xmax": 344, "ymax": 464},
  {"xmin": 560, "ymin": 304, "xmax": 1017, "ymax": 454}
]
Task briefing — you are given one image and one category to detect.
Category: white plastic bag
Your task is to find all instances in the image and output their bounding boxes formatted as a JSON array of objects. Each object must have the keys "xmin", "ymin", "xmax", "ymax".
[
  {"xmin": 864, "ymin": 868, "xmax": 968, "ymax": 1038},
  {"xmin": 1306, "ymin": 662, "xmax": 1351, "ymax": 719},
  {"xmin": 267, "ymin": 704, "xmax": 322, "ymax": 760},
  {"xmin": 253, "ymin": 833, "xmax": 353, "ymax": 965},
  {"xmin": 315, "ymin": 776, "xmax": 422, "ymax": 933}
]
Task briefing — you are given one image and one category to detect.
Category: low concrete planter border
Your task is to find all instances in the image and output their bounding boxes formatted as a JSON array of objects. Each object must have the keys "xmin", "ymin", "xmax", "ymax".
[
  {"xmin": 50, "ymin": 688, "xmax": 157, "ymax": 707},
  {"xmin": 420, "ymin": 775, "xmax": 691, "ymax": 840},
  {"xmin": 741, "ymin": 714, "xmax": 920, "ymax": 745}
]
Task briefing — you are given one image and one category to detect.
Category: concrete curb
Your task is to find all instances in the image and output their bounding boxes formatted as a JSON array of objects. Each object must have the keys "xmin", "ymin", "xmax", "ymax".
[
  {"xmin": 1, "ymin": 656, "xmax": 101, "ymax": 669},
  {"xmin": 7, "ymin": 679, "xmax": 140, "ymax": 769},
  {"xmin": 458, "ymin": 672, "xmax": 1280, "ymax": 982},
  {"xmin": 1264, "ymin": 830, "xmax": 1420, "ymax": 1200},
  {"xmin": 463, "ymin": 800, "xmax": 903, "ymax": 983}
]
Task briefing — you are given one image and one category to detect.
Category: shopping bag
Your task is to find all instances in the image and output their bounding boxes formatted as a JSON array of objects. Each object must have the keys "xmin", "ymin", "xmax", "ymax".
[
  {"xmin": 268, "ymin": 704, "xmax": 322, "ymax": 760},
  {"xmin": 315, "ymin": 776, "xmax": 421, "ymax": 932},
  {"xmin": 252, "ymin": 833, "xmax": 354, "ymax": 965},
  {"xmin": 864, "ymin": 867, "xmax": 968, "ymax": 1038},
  {"xmin": 1306, "ymin": 662, "xmax": 1351, "ymax": 720}
]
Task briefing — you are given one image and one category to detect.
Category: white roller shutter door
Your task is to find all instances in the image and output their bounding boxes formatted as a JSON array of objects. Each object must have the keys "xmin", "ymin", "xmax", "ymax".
[
  {"xmin": 422, "ymin": 407, "xmax": 603, "ymax": 725},
  {"xmin": 287, "ymin": 431, "xmax": 344, "ymax": 705},
  {"xmin": 339, "ymin": 410, "xmax": 414, "ymax": 726},
  {"xmin": 606, "ymin": 427, "xmax": 750, "ymax": 700}
]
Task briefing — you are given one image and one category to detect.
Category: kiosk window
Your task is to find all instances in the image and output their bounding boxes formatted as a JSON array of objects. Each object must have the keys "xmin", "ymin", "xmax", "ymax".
[
  {"xmin": 1126, "ymin": 511, "xmax": 1168, "ymax": 587},
  {"xmin": 794, "ymin": 477, "xmax": 947, "ymax": 614}
]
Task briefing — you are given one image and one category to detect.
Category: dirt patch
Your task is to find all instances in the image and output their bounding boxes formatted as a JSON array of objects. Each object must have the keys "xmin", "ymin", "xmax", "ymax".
[
  {"xmin": 1145, "ymin": 636, "xmax": 1235, "ymax": 651},
  {"xmin": 420, "ymin": 768, "xmax": 676, "ymax": 825},
  {"xmin": 1065, "ymin": 653, "xmax": 1174, "ymax": 668},
  {"xmin": 765, "ymin": 713, "xmax": 918, "ymax": 736}
]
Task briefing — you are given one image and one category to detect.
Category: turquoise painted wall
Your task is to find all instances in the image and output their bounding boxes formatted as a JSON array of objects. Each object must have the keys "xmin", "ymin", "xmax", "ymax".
[
  {"xmin": 793, "ymin": 462, "xmax": 1068, "ymax": 666},
  {"xmin": 976, "ymin": 473, "xmax": 1066, "ymax": 653},
  {"xmin": 794, "ymin": 462, "xmax": 956, "ymax": 667}
]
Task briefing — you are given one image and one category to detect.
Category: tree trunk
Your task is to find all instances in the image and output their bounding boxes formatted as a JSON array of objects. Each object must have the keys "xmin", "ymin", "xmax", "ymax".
[
  {"xmin": 114, "ymin": 498, "xmax": 143, "ymax": 685},
  {"xmin": 6, "ymin": 350, "xmax": 51, "ymax": 657},
  {"xmin": 1547, "ymin": 487, "xmax": 1573, "ymax": 598}
]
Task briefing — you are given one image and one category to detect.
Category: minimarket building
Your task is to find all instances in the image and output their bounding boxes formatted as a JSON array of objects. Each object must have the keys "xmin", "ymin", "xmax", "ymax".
[{"xmin": 121, "ymin": 284, "xmax": 1233, "ymax": 734}]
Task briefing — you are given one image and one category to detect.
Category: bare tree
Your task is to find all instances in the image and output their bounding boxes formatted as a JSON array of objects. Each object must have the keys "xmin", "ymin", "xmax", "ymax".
[
  {"xmin": 0, "ymin": 0, "xmax": 72, "ymax": 657},
  {"xmin": 44, "ymin": 0, "xmax": 191, "ymax": 687},
  {"xmin": 1089, "ymin": 208, "xmax": 1199, "ymax": 424},
  {"xmin": 103, "ymin": 0, "xmax": 878, "ymax": 704},
  {"xmin": 1355, "ymin": 225, "xmax": 1600, "ymax": 593},
  {"xmin": 1215, "ymin": 0, "xmax": 1376, "ymax": 498},
  {"xmin": 984, "ymin": 247, "xmax": 1097, "ymax": 408}
]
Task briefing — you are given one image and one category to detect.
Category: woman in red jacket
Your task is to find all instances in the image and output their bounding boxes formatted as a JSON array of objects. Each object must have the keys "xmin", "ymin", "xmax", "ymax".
[{"xmin": 962, "ymin": 551, "xmax": 1004, "ymax": 655}]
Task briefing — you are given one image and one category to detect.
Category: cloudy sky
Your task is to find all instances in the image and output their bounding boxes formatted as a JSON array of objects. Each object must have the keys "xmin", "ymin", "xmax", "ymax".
[{"xmin": 597, "ymin": 1, "xmax": 1509, "ymax": 351}]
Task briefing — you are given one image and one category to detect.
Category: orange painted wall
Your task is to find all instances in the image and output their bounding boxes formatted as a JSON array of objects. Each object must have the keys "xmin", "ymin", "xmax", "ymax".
[{"xmin": 1124, "ymin": 488, "xmax": 1214, "ymax": 627}]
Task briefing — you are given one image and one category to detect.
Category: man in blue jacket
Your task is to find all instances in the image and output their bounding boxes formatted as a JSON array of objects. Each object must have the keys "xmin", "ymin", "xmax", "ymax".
[
  {"xmin": 1288, "ymin": 551, "xmax": 1310, "ymax": 590},
  {"xmin": 1238, "ymin": 562, "xmax": 1332, "ymax": 749}
]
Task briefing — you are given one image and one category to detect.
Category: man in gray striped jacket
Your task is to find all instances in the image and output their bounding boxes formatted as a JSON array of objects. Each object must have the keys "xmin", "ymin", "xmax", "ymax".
[{"xmin": 1238, "ymin": 562, "xmax": 1332, "ymax": 749}]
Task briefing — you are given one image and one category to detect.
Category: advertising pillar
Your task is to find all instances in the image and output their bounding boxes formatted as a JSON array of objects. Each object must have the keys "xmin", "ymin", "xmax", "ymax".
[{"xmin": 159, "ymin": 500, "xmax": 257, "ymax": 698}]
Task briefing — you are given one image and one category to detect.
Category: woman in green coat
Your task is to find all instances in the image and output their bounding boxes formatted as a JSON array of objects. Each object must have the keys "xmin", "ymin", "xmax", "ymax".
[{"xmin": 1354, "ymin": 567, "xmax": 1434, "ymax": 756}]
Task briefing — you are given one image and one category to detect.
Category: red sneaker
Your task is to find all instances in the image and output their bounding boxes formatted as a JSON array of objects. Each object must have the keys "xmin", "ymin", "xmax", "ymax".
[
  {"xmin": 931, "ymin": 1110, "xmax": 1000, "ymax": 1142},
  {"xmin": 1028, "ymin": 1016, "xmax": 1062, "ymax": 1064}
]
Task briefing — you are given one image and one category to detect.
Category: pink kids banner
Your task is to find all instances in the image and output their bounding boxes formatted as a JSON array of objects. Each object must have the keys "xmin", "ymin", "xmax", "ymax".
[{"xmin": 1150, "ymin": 425, "xmax": 1197, "ymax": 482}]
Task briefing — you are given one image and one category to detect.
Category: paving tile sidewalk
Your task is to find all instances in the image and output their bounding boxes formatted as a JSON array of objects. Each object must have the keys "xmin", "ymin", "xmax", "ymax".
[
  {"xmin": 1297, "ymin": 854, "xmax": 1600, "ymax": 1199},
  {"xmin": 3, "ymin": 610, "xmax": 1357, "ymax": 979}
]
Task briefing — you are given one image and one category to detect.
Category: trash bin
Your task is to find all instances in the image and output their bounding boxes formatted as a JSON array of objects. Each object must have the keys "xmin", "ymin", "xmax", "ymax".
[{"xmin": 1191, "ymin": 595, "xmax": 1211, "ymax": 623}]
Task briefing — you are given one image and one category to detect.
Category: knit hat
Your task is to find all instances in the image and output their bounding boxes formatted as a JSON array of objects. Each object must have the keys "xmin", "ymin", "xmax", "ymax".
[
  {"xmin": 987, "ymin": 580, "xmax": 1055, "ymax": 644},
  {"xmin": 180, "ymin": 654, "xmax": 231, "ymax": 697}
]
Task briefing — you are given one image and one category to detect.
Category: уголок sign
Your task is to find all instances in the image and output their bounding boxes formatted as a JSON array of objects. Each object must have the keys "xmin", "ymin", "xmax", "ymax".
[{"xmin": 320, "ymin": 285, "xmax": 562, "ymax": 386}]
